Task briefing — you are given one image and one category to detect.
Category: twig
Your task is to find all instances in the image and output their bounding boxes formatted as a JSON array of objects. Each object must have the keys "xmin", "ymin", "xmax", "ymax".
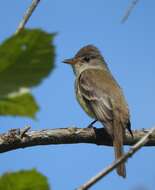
[
  {"xmin": 20, "ymin": 126, "xmax": 31, "ymax": 138},
  {"xmin": 15, "ymin": 0, "xmax": 41, "ymax": 34},
  {"xmin": 77, "ymin": 128, "xmax": 155, "ymax": 190},
  {"xmin": 0, "ymin": 127, "xmax": 155, "ymax": 154},
  {"xmin": 122, "ymin": 0, "xmax": 140, "ymax": 23}
]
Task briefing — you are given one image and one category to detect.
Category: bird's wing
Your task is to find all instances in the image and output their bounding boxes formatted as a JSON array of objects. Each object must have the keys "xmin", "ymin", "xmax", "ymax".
[
  {"xmin": 78, "ymin": 68, "xmax": 129, "ymax": 123},
  {"xmin": 78, "ymin": 68, "xmax": 117, "ymax": 123}
]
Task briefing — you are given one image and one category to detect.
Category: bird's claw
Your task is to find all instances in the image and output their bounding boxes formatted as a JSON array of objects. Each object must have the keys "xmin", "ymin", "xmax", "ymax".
[{"xmin": 86, "ymin": 119, "xmax": 98, "ymax": 128}]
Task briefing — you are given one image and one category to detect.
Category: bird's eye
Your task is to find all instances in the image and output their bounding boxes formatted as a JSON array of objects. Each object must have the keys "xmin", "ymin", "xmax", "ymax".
[{"xmin": 83, "ymin": 56, "xmax": 90, "ymax": 62}]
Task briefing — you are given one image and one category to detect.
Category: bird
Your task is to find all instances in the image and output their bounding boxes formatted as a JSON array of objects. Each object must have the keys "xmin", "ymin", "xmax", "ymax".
[{"xmin": 63, "ymin": 45, "xmax": 132, "ymax": 178}]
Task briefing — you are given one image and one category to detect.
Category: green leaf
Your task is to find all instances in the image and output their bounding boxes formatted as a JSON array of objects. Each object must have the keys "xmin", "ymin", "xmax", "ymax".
[
  {"xmin": 0, "ymin": 90, "xmax": 39, "ymax": 118},
  {"xmin": 0, "ymin": 29, "xmax": 55, "ymax": 97},
  {"xmin": 0, "ymin": 28, "xmax": 55, "ymax": 117},
  {"xmin": 0, "ymin": 169, "xmax": 50, "ymax": 190}
]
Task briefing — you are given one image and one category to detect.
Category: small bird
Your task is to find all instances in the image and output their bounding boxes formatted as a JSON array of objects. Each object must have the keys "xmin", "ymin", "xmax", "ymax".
[{"xmin": 63, "ymin": 45, "xmax": 132, "ymax": 178}]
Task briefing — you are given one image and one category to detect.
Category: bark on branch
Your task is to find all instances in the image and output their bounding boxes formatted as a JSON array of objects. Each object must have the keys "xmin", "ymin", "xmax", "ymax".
[{"xmin": 0, "ymin": 127, "xmax": 155, "ymax": 154}]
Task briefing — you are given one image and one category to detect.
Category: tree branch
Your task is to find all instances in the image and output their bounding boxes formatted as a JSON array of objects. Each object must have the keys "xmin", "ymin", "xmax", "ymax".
[
  {"xmin": 77, "ymin": 128, "xmax": 155, "ymax": 190},
  {"xmin": 121, "ymin": 0, "xmax": 140, "ymax": 23},
  {"xmin": 0, "ymin": 127, "xmax": 155, "ymax": 154},
  {"xmin": 15, "ymin": 0, "xmax": 41, "ymax": 35}
]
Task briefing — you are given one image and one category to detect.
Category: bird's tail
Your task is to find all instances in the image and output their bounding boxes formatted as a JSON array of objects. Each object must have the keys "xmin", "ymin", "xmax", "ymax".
[{"xmin": 113, "ymin": 118, "xmax": 126, "ymax": 178}]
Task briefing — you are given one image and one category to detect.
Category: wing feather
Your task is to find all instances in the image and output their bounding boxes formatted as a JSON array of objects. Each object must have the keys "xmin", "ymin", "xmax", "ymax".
[{"xmin": 78, "ymin": 69, "xmax": 114, "ymax": 123}]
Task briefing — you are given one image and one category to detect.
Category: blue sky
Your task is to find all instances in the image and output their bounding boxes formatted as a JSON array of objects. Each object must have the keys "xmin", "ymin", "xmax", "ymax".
[{"xmin": 0, "ymin": 0, "xmax": 155, "ymax": 190}]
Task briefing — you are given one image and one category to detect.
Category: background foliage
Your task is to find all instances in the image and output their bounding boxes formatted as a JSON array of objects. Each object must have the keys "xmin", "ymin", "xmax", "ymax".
[{"xmin": 0, "ymin": 169, "xmax": 50, "ymax": 190}]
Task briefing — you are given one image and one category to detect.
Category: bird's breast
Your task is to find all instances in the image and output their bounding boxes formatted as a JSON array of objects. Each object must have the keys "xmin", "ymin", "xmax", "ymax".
[{"xmin": 75, "ymin": 78, "xmax": 95, "ymax": 118}]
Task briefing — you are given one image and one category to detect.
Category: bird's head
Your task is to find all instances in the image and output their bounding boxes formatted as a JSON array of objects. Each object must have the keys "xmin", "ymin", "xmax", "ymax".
[{"xmin": 63, "ymin": 45, "xmax": 108, "ymax": 75}]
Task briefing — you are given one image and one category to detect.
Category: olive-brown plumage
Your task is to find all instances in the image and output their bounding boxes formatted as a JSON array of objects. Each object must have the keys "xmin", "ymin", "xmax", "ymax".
[{"xmin": 63, "ymin": 45, "xmax": 131, "ymax": 178}]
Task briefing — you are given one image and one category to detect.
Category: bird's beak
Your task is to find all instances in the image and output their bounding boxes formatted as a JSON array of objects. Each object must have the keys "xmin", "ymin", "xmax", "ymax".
[{"xmin": 63, "ymin": 58, "xmax": 76, "ymax": 65}]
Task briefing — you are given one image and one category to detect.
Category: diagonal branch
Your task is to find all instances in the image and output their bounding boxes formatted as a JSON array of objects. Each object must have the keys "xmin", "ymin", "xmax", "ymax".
[
  {"xmin": 122, "ymin": 0, "xmax": 140, "ymax": 23},
  {"xmin": 15, "ymin": 0, "xmax": 41, "ymax": 35},
  {"xmin": 0, "ymin": 127, "xmax": 155, "ymax": 154},
  {"xmin": 77, "ymin": 128, "xmax": 155, "ymax": 190}
]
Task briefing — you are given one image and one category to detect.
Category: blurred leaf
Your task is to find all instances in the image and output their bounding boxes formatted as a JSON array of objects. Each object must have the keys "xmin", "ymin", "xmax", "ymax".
[
  {"xmin": 0, "ymin": 169, "xmax": 50, "ymax": 190},
  {"xmin": 0, "ymin": 28, "xmax": 55, "ymax": 97},
  {"xmin": 0, "ymin": 28, "xmax": 55, "ymax": 117},
  {"xmin": 0, "ymin": 89, "xmax": 39, "ymax": 118}
]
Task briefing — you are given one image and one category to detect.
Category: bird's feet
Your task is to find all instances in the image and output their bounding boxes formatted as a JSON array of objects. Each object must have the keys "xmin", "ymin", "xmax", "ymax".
[
  {"xmin": 87, "ymin": 119, "xmax": 98, "ymax": 128},
  {"xmin": 127, "ymin": 127, "xmax": 134, "ymax": 139}
]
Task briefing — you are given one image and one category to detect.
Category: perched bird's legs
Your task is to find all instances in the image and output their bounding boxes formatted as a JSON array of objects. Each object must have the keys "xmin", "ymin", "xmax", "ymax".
[
  {"xmin": 127, "ymin": 126, "xmax": 134, "ymax": 138},
  {"xmin": 127, "ymin": 120, "xmax": 134, "ymax": 138},
  {"xmin": 87, "ymin": 119, "xmax": 98, "ymax": 128}
]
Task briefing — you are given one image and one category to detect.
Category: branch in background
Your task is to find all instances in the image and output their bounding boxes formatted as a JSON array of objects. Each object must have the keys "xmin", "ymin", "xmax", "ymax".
[
  {"xmin": 122, "ymin": 0, "xmax": 140, "ymax": 23},
  {"xmin": 77, "ymin": 128, "xmax": 155, "ymax": 190},
  {"xmin": 0, "ymin": 127, "xmax": 155, "ymax": 154},
  {"xmin": 15, "ymin": 0, "xmax": 41, "ymax": 35}
]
